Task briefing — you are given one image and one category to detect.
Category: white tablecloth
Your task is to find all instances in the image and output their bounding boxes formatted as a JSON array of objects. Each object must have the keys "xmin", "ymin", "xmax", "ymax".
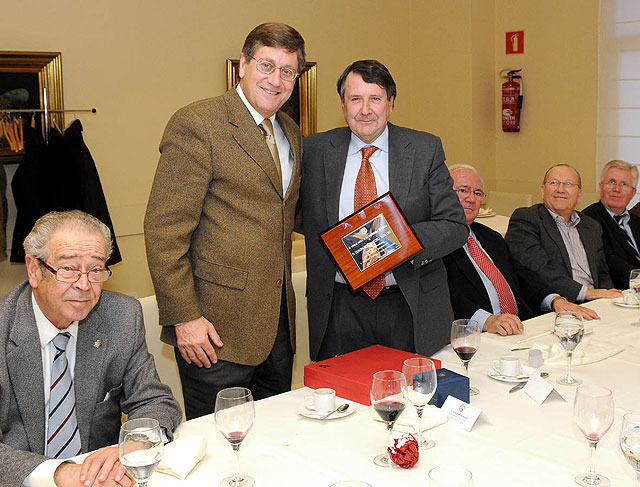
[{"xmin": 146, "ymin": 298, "xmax": 639, "ymax": 486}]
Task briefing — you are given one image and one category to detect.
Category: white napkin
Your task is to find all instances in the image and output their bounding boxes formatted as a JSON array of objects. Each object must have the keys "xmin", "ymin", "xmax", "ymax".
[
  {"xmin": 532, "ymin": 341, "xmax": 625, "ymax": 366},
  {"xmin": 156, "ymin": 436, "xmax": 207, "ymax": 479},
  {"xmin": 371, "ymin": 404, "xmax": 447, "ymax": 433}
]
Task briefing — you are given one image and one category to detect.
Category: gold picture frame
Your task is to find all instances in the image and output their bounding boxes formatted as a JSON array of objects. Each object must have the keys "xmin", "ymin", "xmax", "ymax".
[
  {"xmin": 226, "ymin": 59, "xmax": 317, "ymax": 136},
  {"xmin": 0, "ymin": 51, "xmax": 64, "ymax": 162}
]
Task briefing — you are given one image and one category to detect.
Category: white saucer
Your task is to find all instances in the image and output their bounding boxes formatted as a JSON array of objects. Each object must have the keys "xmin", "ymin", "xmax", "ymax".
[
  {"xmin": 612, "ymin": 298, "xmax": 639, "ymax": 309},
  {"xmin": 297, "ymin": 400, "xmax": 355, "ymax": 420},
  {"xmin": 487, "ymin": 370, "xmax": 529, "ymax": 383}
]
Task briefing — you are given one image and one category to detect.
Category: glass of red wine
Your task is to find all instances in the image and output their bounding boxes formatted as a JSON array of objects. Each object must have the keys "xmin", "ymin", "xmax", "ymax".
[
  {"xmin": 370, "ymin": 370, "xmax": 407, "ymax": 467},
  {"xmin": 215, "ymin": 387, "xmax": 255, "ymax": 487},
  {"xmin": 450, "ymin": 319, "xmax": 481, "ymax": 396}
]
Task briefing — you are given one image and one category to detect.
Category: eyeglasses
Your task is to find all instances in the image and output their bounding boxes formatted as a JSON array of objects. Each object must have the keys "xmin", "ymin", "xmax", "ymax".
[
  {"xmin": 455, "ymin": 186, "xmax": 486, "ymax": 199},
  {"xmin": 545, "ymin": 179, "xmax": 580, "ymax": 189},
  {"xmin": 603, "ymin": 179, "xmax": 633, "ymax": 191},
  {"xmin": 38, "ymin": 258, "xmax": 112, "ymax": 283},
  {"xmin": 248, "ymin": 56, "xmax": 298, "ymax": 82}
]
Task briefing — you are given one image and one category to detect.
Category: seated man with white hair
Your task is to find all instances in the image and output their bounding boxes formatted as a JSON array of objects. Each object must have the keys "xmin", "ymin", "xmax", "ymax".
[{"xmin": 0, "ymin": 210, "xmax": 182, "ymax": 487}]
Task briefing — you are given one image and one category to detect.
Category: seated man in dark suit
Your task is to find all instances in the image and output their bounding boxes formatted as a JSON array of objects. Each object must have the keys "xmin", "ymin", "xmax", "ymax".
[
  {"xmin": 0, "ymin": 210, "xmax": 182, "ymax": 487},
  {"xmin": 582, "ymin": 160, "xmax": 640, "ymax": 290},
  {"xmin": 505, "ymin": 164, "xmax": 621, "ymax": 303},
  {"xmin": 444, "ymin": 165, "xmax": 597, "ymax": 336}
]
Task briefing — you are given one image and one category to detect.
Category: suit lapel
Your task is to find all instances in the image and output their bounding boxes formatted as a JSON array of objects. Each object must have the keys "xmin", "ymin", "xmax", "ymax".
[
  {"xmin": 74, "ymin": 308, "xmax": 107, "ymax": 451},
  {"xmin": 388, "ymin": 124, "xmax": 413, "ymax": 208},
  {"xmin": 225, "ymin": 91, "xmax": 284, "ymax": 197},
  {"xmin": 324, "ymin": 130, "xmax": 350, "ymax": 224},
  {"xmin": 7, "ymin": 288, "xmax": 46, "ymax": 454},
  {"xmin": 538, "ymin": 205, "xmax": 572, "ymax": 273}
]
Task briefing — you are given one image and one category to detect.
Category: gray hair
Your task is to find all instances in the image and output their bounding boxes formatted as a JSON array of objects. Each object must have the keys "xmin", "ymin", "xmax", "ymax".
[
  {"xmin": 600, "ymin": 159, "xmax": 638, "ymax": 187},
  {"xmin": 449, "ymin": 164, "xmax": 484, "ymax": 186},
  {"xmin": 23, "ymin": 210, "xmax": 113, "ymax": 261}
]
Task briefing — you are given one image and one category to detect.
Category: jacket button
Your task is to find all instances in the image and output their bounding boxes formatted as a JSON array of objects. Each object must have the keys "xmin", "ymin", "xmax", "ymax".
[{"xmin": 276, "ymin": 279, "xmax": 283, "ymax": 287}]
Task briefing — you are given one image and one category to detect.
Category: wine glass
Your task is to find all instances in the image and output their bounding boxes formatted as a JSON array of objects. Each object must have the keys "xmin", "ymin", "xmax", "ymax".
[
  {"xmin": 402, "ymin": 357, "xmax": 437, "ymax": 449},
  {"xmin": 554, "ymin": 311, "xmax": 585, "ymax": 386},
  {"xmin": 620, "ymin": 412, "xmax": 640, "ymax": 485},
  {"xmin": 450, "ymin": 319, "xmax": 481, "ymax": 396},
  {"xmin": 573, "ymin": 386, "xmax": 615, "ymax": 487},
  {"xmin": 370, "ymin": 370, "xmax": 407, "ymax": 467},
  {"xmin": 629, "ymin": 269, "xmax": 640, "ymax": 327},
  {"xmin": 118, "ymin": 418, "xmax": 164, "ymax": 487},
  {"xmin": 215, "ymin": 387, "xmax": 255, "ymax": 487}
]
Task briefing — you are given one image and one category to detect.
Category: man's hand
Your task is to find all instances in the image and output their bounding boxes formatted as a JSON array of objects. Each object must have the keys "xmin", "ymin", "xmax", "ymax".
[
  {"xmin": 484, "ymin": 314, "xmax": 524, "ymax": 336},
  {"xmin": 175, "ymin": 315, "xmax": 223, "ymax": 368},
  {"xmin": 552, "ymin": 298, "xmax": 600, "ymax": 320},
  {"xmin": 54, "ymin": 449, "xmax": 134, "ymax": 486},
  {"xmin": 362, "ymin": 242, "xmax": 381, "ymax": 269},
  {"xmin": 585, "ymin": 288, "xmax": 622, "ymax": 301}
]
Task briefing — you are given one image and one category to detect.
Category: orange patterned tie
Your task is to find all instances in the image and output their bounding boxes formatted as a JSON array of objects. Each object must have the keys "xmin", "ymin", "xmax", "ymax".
[{"xmin": 354, "ymin": 146, "xmax": 385, "ymax": 299}]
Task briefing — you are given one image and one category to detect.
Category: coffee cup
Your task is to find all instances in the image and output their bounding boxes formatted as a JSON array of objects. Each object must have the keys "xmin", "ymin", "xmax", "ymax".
[
  {"xmin": 496, "ymin": 355, "xmax": 520, "ymax": 377},
  {"xmin": 304, "ymin": 388, "xmax": 336, "ymax": 412},
  {"xmin": 623, "ymin": 289, "xmax": 638, "ymax": 305}
]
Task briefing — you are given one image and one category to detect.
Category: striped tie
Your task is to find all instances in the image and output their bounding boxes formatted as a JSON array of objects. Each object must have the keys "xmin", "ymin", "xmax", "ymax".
[
  {"xmin": 613, "ymin": 214, "xmax": 640, "ymax": 262},
  {"xmin": 47, "ymin": 332, "xmax": 82, "ymax": 458}
]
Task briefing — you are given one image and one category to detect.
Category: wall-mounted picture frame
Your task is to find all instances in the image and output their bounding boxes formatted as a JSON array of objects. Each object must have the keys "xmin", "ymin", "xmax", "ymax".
[
  {"xmin": 0, "ymin": 51, "xmax": 64, "ymax": 163},
  {"xmin": 226, "ymin": 59, "xmax": 317, "ymax": 137}
]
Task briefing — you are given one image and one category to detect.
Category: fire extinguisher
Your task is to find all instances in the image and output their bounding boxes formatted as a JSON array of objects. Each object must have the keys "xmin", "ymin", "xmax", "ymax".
[{"xmin": 500, "ymin": 69, "xmax": 523, "ymax": 132}]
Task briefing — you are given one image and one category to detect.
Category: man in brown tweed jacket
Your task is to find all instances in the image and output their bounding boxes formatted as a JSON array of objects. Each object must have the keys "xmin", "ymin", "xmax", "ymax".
[{"xmin": 144, "ymin": 23, "xmax": 305, "ymax": 419}]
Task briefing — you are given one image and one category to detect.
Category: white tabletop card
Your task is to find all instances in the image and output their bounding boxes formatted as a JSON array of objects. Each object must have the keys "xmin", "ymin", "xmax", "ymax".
[
  {"xmin": 523, "ymin": 373, "xmax": 565, "ymax": 405},
  {"xmin": 441, "ymin": 396, "xmax": 489, "ymax": 431}
]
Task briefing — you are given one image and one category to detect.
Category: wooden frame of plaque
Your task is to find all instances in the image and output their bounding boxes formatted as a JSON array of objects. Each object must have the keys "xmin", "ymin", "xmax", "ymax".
[{"xmin": 320, "ymin": 192, "xmax": 424, "ymax": 292}]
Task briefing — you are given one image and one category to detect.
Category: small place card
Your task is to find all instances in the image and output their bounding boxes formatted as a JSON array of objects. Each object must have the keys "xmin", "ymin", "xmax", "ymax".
[
  {"xmin": 523, "ymin": 373, "xmax": 566, "ymax": 405},
  {"xmin": 441, "ymin": 396, "xmax": 490, "ymax": 431}
]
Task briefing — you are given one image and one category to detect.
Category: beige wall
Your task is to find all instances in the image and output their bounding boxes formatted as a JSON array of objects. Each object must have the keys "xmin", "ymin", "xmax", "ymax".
[{"xmin": 1, "ymin": 0, "xmax": 600, "ymax": 296}]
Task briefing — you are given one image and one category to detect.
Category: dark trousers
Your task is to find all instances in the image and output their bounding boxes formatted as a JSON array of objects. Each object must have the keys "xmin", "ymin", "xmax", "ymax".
[
  {"xmin": 175, "ymin": 287, "xmax": 293, "ymax": 420},
  {"xmin": 316, "ymin": 282, "xmax": 415, "ymax": 361}
]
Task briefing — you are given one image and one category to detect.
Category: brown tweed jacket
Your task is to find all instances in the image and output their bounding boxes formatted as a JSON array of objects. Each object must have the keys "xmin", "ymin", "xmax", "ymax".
[{"xmin": 144, "ymin": 89, "xmax": 302, "ymax": 366}]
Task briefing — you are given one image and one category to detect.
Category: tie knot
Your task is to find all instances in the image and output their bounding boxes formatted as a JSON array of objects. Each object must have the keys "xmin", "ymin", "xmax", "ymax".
[
  {"xmin": 52, "ymin": 332, "xmax": 71, "ymax": 349},
  {"xmin": 613, "ymin": 213, "xmax": 625, "ymax": 225},
  {"xmin": 260, "ymin": 118, "xmax": 274, "ymax": 136},
  {"xmin": 361, "ymin": 146, "xmax": 378, "ymax": 160}
]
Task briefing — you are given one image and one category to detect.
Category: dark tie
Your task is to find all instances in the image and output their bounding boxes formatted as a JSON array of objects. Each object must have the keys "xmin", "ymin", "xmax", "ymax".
[
  {"xmin": 466, "ymin": 235, "xmax": 518, "ymax": 315},
  {"xmin": 259, "ymin": 119, "xmax": 283, "ymax": 185},
  {"xmin": 47, "ymin": 332, "xmax": 82, "ymax": 458},
  {"xmin": 354, "ymin": 146, "xmax": 385, "ymax": 299},
  {"xmin": 613, "ymin": 214, "xmax": 640, "ymax": 262}
]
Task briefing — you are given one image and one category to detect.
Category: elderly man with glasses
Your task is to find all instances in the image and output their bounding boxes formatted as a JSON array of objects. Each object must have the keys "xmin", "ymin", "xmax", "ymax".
[
  {"xmin": 582, "ymin": 160, "xmax": 640, "ymax": 289},
  {"xmin": 0, "ymin": 210, "xmax": 181, "ymax": 487},
  {"xmin": 444, "ymin": 165, "xmax": 597, "ymax": 336},
  {"xmin": 505, "ymin": 164, "xmax": 621, "ymax": 303}
]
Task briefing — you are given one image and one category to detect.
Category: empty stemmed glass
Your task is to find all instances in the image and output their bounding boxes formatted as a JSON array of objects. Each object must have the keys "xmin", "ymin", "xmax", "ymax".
[
  {"xmin": 629, "ymin": 269, "xmax": 640, "ymax": 326},
  {"xmin": 118, "ymin": 418, "xmax": 164, "ymax": 487},
  {"xmin": 371, "ymin": 370, "xmax": 407, "ymax": 467},
  {"xmin": 620, "ymin": 412, "xmax": 640, "ymax": 485},
  {"xmin": 402, "ymin": 357, "xmax": 437, "ymax": 449},
  {"xmin": 573, "ymin": 386, "xmax": 615, "ymax": 487},
  {"xmin": 215, "ymin": 387, "xmax": 255, "ymax": 487},
  {"xmin": 554, "ymin": 311, "xmax": 585, "ymax": 386},
  {"xmin": 450, "ymin": 319, "xmax": 480, "ymax": 396}
]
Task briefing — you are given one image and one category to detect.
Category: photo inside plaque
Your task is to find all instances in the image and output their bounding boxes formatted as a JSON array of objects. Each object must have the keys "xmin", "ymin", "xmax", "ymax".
[{"xmin": 341, "ymin": 214, "xmax": 402, "ymax": 271}]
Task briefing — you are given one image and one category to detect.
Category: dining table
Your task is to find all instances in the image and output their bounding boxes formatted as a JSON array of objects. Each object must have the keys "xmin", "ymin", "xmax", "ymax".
[{"xmin": 141, "ymin": 297, "xmax": 639, "ymax": 487}]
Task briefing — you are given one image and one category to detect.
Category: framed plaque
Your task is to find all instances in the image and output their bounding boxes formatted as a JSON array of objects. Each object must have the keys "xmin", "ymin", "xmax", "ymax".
[{"xmin": 320, "ymin": 192, "xmax": 424, "ymax": 292}]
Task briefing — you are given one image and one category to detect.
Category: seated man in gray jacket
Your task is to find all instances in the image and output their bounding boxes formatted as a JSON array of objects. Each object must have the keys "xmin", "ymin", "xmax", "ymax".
[{"xmin": 0, "ymin": 210, "xmax": 182, "ymax": 487}]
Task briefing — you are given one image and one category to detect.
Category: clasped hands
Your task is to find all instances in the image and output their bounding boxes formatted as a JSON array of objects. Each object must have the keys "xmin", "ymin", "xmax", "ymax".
[{"xmin": 54, "ymin": 446, "xmax": 133, "ymax": 487}]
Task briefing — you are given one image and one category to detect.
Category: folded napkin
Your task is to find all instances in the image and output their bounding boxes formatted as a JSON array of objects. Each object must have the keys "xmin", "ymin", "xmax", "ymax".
[
  {"xmin": 371, "ymin": 404, "xmax": 447, "ymax": 433},
  {"xmin": 156, "ymin": 436, "xmax": 207, "ymax": 480},
  {"xmin": 532, "ymin": 341, "xmax": 625, "ymax": 366},
  {"xmin": 477, "ymin": 207, "xmax": 494, "ymax": 217}
]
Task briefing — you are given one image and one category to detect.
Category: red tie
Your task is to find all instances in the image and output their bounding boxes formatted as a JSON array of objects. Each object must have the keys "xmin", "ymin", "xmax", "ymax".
[
  {"xmin": 354, "ymin": 146, "xmax": 385, "ymax": 299},
  {"xmin": 466, "ymin": 234, "xmax": 518, "ymax": 315}
]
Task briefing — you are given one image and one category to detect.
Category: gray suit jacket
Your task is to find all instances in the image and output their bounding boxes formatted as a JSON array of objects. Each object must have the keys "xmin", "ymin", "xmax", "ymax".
[
  {"xmin": 145, "ymin": 90, "xmax": 302, "ymax": 365},
  {"xmin": 505, "ymin": 204, "xmax": 613, "ymax": 302},
  {"xmin": 300, "ymin": 124, "xmax": 468, "ymax": 360},
  {"xmin": 0, "ymin": 282, "xmax": 182, "ymax": 486}
]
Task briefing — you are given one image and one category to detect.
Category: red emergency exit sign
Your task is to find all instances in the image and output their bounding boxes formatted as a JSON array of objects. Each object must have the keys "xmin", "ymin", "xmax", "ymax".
[{"xmin": 506, "ymin": 31, "xmax": 524, "ymax": 54}]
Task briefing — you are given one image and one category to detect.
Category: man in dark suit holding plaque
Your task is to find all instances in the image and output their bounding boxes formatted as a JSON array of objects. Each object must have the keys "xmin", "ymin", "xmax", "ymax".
[{"xmin": 299, "ymin": 59, "xmax": 468, "ymax": 361}]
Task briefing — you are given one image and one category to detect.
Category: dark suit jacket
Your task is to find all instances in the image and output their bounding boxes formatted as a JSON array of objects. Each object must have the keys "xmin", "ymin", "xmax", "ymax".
[
  {"xmin": 444, "ymin": 222, "xmax": 555, "ymax": 321},
  {"xmin": 145, "ymin": 90, "xmax": 302, "ymax": 365},
  {"xmin": 0, "ymin": 282, "xmax": 182, "ymax": 486},
  {"xmin": 505, "ymin": 203, "xmax": 613, "ymax": 302},
  {"xmin": 300, "ymin": 124, "xmax": 468, "ymax": 360},
  {"xmin": 582, "ymin": 201, "xmax": 640, "ymax": 289}
]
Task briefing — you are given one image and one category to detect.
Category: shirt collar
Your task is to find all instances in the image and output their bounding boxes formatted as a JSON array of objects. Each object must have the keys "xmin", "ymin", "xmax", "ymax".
[
  {"xmin": 31, "ymin": 292, "xmax": 79, "ymax": 349},
  {"xmin": 236, "ymin": 85, "xmax": 275, "ymax": 126},
  {"xmin": 347, "ymin": 126, "xmax": 389, "ymax": 157},
  {"xmin": 546, "ymin": 207, "xmax": 581, "ymax": 228},
  {"xmin": 604, "ymin": 205, "xmax": 629, "ymax": 223}
]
